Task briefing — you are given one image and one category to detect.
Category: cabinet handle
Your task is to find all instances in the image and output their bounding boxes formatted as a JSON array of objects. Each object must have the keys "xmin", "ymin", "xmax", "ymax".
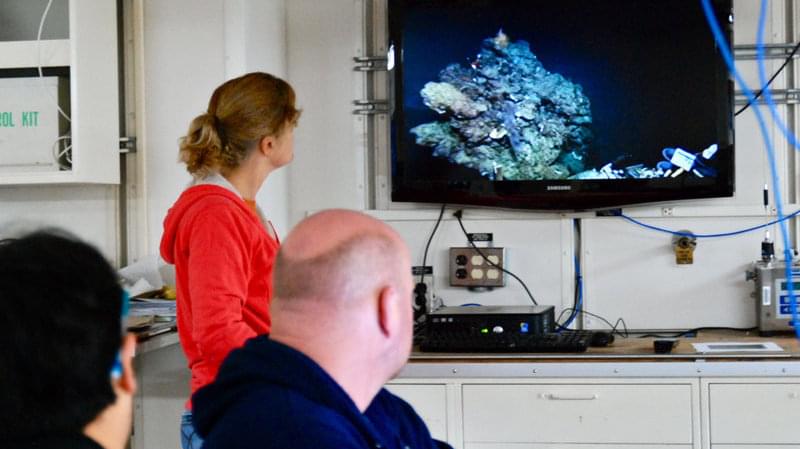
[{"xmin": 543, "ymin": 393, "xmax": 599, "ymax": 401}]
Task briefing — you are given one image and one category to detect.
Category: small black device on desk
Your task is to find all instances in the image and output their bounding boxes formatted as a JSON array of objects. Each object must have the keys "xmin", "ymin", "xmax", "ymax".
[
  {"xmin": 654, "ymin": 339, "xmax": 679, "ymax": 354},
  {"xmin": 426, "ymin": 305, "xmax": 556, "ymax": 335},
  {"xmin": 419, "ymin": 305, "xmax": 612, "ymax": 353}
]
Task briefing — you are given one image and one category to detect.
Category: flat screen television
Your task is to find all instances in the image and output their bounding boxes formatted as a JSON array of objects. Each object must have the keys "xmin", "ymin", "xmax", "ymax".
[{"xmin": 389, "ymin": 0, "xmax": 734, "ymax": 211}]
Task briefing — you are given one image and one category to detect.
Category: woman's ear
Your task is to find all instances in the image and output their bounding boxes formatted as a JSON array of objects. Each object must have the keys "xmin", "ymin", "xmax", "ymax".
[{"xmin": 258, "ymin": 135, "xmax": 276, "ymax": 157}]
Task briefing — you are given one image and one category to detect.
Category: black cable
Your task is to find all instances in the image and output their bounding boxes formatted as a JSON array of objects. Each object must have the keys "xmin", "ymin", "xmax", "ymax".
[
  {"xmin": 557, "ymin": 219, "xmax": 582, "ymax": 330},
  {"xmin": 420, "ymin": 204, "xmax": 446, "ymax": 285},
  {"xmin": 556, "ymin": 307, "xmax": 630, "ymax": 338},
  {"xmin": 735, "ymin": 40, "xmax": 800, "ymax": 116},
  {"xmin": 556, "ymin": 264, "xmax": 581, "ymax": 330},
  {"xmin": 414, "ymin": 204, "xmax": 447, "ymax": 321},
  {"xmin": 637, "ymin": 326, "xmax": 757, "ymax": 339},
  {"xmin": 452, "ymin": 210, "xmax": 538, "ymax": 305}
]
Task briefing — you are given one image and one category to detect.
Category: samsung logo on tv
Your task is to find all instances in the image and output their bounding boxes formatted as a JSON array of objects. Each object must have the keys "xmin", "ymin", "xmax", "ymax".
[{"xmin": 546, "ymin": 185, "xmax": 572, "ymax": 191}]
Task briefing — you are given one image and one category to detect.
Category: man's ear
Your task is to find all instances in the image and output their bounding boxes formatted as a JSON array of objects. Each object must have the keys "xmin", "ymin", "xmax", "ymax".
[
  {"xmin": 116, "ymin": 334, "xmax": 137, "ymax": 395},
  {"xmin": 377, "ymin": 285, "xmax": 399, "ymax": 338}
]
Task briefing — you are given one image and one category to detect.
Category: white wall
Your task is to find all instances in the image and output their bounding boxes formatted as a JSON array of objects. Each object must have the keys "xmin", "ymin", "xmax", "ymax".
[
  {"xmin": 3, "ymin": 0, "xmax": 795, "ymax": 329},
  {"xmin": 136, "ymin": 0, "xmax": 292, "ymax": 258},
  {"xmin": 0, "ymin": 184, "xmax": 119, "ymax": 262},
  {"xmin": 286, "ymin": 0, "xmax": 367, "ymax": 224}
]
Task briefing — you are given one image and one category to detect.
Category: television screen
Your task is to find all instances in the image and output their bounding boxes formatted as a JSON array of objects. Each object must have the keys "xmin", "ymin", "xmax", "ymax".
[{"xmin": 389, "ymin": 0, "xmax": 734, "ymax": 210}]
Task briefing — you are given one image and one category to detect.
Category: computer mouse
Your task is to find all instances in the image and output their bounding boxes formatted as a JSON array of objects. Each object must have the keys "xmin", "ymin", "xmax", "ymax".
[{"xmin": 654, "ymin": 339, "xmax": 679, "ymax": 354}]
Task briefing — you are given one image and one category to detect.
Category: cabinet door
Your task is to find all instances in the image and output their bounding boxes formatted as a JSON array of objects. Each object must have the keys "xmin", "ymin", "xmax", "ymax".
[
  {"xmin": 0, "ymin": 0, "xmax": 119, "ymax": 184},
  {"xmin": 714, "ymin": 446, "xmax": 800, "ymax": 449},
  {"xmin": 463, "ymin": 383, "xmax": 694, "ymax": 445},
  {"xmin": 709, "ymin": 383, "xmax": 800, "ymax": 444},
  {"xmin": 385, "ymin": 383, "xmax": 448, "ymax": 442}
]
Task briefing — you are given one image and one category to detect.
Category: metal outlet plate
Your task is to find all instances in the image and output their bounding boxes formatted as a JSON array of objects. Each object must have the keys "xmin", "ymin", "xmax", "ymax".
[{"xmin": 449, "ymin": 247, "xmax": 505, "ymax": 287}]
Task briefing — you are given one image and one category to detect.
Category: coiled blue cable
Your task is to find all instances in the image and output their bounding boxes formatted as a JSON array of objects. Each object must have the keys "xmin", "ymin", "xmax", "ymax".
[{"xmin": 700, "ymin": 0, "xmax": 798, "ymax": 339}]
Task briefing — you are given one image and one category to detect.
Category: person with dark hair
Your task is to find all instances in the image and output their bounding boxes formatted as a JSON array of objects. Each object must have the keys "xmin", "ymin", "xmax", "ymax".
[
  {"xmin": 192, "ymin": 210, "xmax": 452, "ymax": 449},
  {"xmin": 160, "ymin": 71, "xmax": 301, "ymax": 449},
  {"xmin": 0, "ymin": 231, "xmax": 136, "ymax": 449}
]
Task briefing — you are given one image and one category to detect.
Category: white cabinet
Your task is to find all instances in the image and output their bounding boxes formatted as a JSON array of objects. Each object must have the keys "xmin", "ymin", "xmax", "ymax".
[
  {"xmin": 388, "ymin": 378, "xmax": 701, "ymax": 449},
  {"xmin": 462, "ymin": 381, "xmax": 697, "ymax": 449},
  {"xmin": 385, "ymin": 383, "xmax": 449, "ymax": 442},
  {"xmin": 705, "ymin": 379, "xmax": 800, "ymax": 447},
  {"xmin": 0, "ymin": 0, "xmax": 119, "ymax": 184}
]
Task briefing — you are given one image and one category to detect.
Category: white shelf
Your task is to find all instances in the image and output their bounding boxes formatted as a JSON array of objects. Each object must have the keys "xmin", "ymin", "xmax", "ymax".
[{"xmin": 0, "ymin": 39, "xmax": 71, "ymax": 69}]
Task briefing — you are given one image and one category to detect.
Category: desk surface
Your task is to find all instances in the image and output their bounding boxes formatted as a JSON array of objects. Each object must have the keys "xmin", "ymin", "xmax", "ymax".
[
  {"xmin": 135, "ymin": 330, "xmax": 180, "ymax": 356},
  {"xmin": 409, "ymin": 330, "xmax": 800, "ymax": 362}
]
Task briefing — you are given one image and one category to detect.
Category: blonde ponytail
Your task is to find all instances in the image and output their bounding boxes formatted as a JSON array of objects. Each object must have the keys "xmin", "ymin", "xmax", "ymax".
[{"xmin": 178, "ymin": 72, "xmax": 301, "ymax": 177}]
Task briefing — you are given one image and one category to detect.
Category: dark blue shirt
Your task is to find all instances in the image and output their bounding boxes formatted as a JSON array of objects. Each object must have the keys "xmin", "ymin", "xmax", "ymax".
[{"xmin": 193, "ymin": 336, "xmax": 451, "ymax": 449}]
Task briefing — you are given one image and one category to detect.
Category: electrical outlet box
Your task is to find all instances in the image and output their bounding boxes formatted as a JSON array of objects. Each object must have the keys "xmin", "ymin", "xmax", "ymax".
[{"xmin": 449, "ymin": 247, "xmax": 505, "ymax": 288}]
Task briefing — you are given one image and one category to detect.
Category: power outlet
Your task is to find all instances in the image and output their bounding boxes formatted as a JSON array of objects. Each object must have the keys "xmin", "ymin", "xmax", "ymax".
[
  {"xmin": 449, "ymin": 247, "xmax": 505, "ymax": 288},
  {"xmin": 411, "ymin": 266, "xmax": 434, "ymax": 316}
]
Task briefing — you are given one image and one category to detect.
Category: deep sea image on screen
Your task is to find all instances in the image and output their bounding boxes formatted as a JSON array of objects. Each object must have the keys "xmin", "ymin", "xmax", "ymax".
[
  {"xmin": 399, "ymin": 0, "xmax": 724, "ymax": 182},
  {"xmin": 411, "ymin": 31, "xmax": 594, "ymax": 180}
]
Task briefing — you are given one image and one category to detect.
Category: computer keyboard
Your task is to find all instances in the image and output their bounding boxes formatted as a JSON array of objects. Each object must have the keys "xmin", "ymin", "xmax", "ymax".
[
  {"xmin": 419, "ymin": 329, "xmax": 594, "ymax": 353},
  {"xmin": 558, "ymin": 329, "xmax": 615, "ymax": 347}
]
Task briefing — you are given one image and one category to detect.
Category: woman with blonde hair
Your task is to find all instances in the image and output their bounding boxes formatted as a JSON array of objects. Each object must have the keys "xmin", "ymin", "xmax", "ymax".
[{"xmin": 160, "ymin": 72, "xmax": 300, "ymax": 449}]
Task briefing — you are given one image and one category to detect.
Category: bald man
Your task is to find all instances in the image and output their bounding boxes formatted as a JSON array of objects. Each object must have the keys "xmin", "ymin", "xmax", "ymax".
[{"xmin": 192, "ymin": 210, "xmax": 451, "ymax": 449}]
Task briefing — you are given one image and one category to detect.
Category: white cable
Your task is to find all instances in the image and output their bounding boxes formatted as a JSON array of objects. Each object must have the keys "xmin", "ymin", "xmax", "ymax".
[
  {"xmin": 37, "ymin": 0, "xmax": 71, "ymax": 123},
  {"xmin": 51, "ymin": 134, "xmax": 72, "ymax": 169}
]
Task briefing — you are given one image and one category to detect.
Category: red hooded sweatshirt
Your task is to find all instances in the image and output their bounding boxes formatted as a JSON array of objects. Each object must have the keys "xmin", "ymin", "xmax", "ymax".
[{"xmin": 160, "ymin": 184, "xmax": 278, "ymax": 407}]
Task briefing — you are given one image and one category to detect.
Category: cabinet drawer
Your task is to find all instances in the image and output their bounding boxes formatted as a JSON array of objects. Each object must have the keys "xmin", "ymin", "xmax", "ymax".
[
  {"xmin": 466, "ymin": 445, "xmax": 692, "ymax": 449},
  {"xmin": 384, "ymin": 384, "xmax": 447, "ymax": 441},
  {"xmin": 714, "ymin": 446, "xmax": 800, "ymax": 449},
  {"xmin": 710, "ymin": 383, "xmax": 800, "ymax": 444},
  {"xmin": 463, "ymin": 384, "xmax": 693, "ymax": 444}
]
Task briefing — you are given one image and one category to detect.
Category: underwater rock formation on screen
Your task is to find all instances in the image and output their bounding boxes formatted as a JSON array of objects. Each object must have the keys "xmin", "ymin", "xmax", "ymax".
[{"xmin": 411, "ymin": 31, "xmax": 593, "ymax": 180}]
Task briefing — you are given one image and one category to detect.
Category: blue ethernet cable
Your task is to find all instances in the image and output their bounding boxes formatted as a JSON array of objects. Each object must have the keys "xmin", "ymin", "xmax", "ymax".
[
  {"xmin": 700, "ymin": 0, "xmax": 798, "ymax": 339},
  {"xmin": 618, "ymin": 208, "xmax": 800, "ymax": 238}
]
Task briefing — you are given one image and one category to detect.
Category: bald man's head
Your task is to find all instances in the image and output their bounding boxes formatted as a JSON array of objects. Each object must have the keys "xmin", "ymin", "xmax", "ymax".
[
  {"xmin": 273, "ymin": 210, "xmax": 411, "ymax": 305},
  {"xmin": 270, "ymin": 210, "xmax": 415, "ymax": 399}
]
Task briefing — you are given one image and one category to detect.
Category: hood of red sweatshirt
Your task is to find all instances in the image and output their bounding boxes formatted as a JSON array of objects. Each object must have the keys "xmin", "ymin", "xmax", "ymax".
[{"xmin": 160, "ymin": 184, "xmax": 257, "ymax": 264}]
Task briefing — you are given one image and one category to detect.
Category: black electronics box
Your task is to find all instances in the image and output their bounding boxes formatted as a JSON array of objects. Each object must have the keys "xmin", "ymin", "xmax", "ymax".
[{"xmin": 426, "ymin": 305, "xmax": 555, "ymax": 336}]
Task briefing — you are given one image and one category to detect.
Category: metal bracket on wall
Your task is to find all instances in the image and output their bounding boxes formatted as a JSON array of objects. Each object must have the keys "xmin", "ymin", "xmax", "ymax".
[
  {"xmin": 731, "ymin": 44, "xmax": 800, "ymax": 106},
  {"xmin": 353, "ymin": 55, "xmax": 389, "ymax": 115},
  {"xmin": 353, "ymin": 56, "xmax": 388, "ymax": 72},
  {"xmin": 119, "ymin": 136, "xmax": 137, "ymax": 154},
  {"xmin": 735, "ymin": 89, "xmax": 800, "ymax": 106},
  {"xmin": 733, "ymin": 43, "xmax": 800, "ymax": 61},
  {"xmin": 353, "ymin": 99, "xmax": 389, "ymax": 115}
]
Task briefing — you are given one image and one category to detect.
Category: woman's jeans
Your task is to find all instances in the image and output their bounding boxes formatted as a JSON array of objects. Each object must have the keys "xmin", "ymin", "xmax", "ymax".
[{"xmin": 180, "ymin": 410, "xmax": 204, "ymax": 449}]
